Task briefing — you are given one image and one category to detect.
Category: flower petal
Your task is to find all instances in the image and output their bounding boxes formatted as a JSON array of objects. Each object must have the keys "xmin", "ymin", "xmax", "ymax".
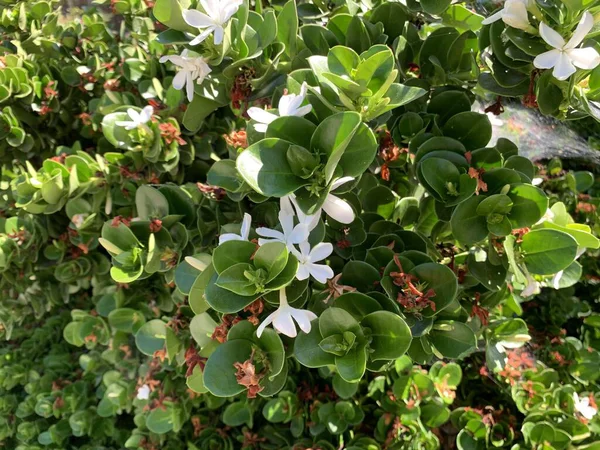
[
  {"xmin": 553, "ymin": 51, "xmax": 577, "ymax": 80},
  {"xmin": 280, "ymin": 196, "xmax": 295, "ymax": 216},
  {"xmin": 533, "ymin": 49, "xmax": 560, "ymax": 69},
  {"xmin": 481, "ymin": 9, "xmax": 504, "ymax": 25},
  {"xmin": 115, "ymin": 120, "xmax": 135, "ymax": 130},
  {"xmin": 292, "ymin": 103, "xmax": 313, "ymax": 117},
  {"xmin": 256, "ymin": 311, "xmax": 275, "ymax": 337},
  {"xmin": 240, "ymin": 213, "xmax": 252, "ymax": 240},
  {"xmin": 322, "ymin": 194, "xmax": 355, "ymax": 224},
  {"xmin": 253, "ymin": 123, "xmax": 268, "ymax": 133},
  {"xmin": 172, "ymin": 70, "xmax": 188, "ymax": 90},
  {"xmin": 288, "ymin": 223, "xmax": 309, "ymax": 245},
  {"xmin": 183, "ymin": 9, "xmax": 214, "ymax": 28},
  {"xmin": 246, "ymin": 107, "xmax": 279, "ymax": 125},
  {"xmin": 278, "ymin": 92, "xmax": 294, "ymax": 116},
  {"xmin": 186, "ymin": 72, "xmax": 195, "ymax": 102},
  {"xmin": 296, "ymin": 264, "xmax": 310, "ymax": 280},
  {"xmin": 279, "ymin": 210, "xmax": 295, "ymax": 236},
  {"xmin": 308, "ymin": 263, "xmax": 334, "ymax": 283},
  {"xmin": 256, "ymin": 227, "xmax": 285, "ymax": 240},
  {"xmin": 290, "ymin": 308, "xmax": 317, "ymax": 334},
  {"xmin": 565, "ymin": 11, "xmax": 595, "ymax": 50},
  {"xmin": 331, "ymin": 176, "xmax": 355, "ymax": 190},
  {"xmin": 567, "ymin": 47, "xmax": 600, "ymax": 70},
  {"xmin": 502, "ymin": 0, "xmax": 530, "ymax": 31},
  {"xmin": 309, "ymin": 242, "xmax": 333, "ymax": 262},
  {"xmin": 273, "ymin": 308, "xmax": 297, "ymax": 337},
  {"xmin": 140, "ymin": 106, "xmax": 153, "ymax": 122},
  {"xmin": 298, "ymin": 240, "xmax": 311, "ymax": 257},
  {"xmin": 218, "ymin": 233, "xmax": 243, "ymax": 244},
  {"xmin": 539, "ymin": 22, "xmax": 566, "ymax": 49},
  {"xmin": 189, "ymin": 28, "xmax": 214, "ymax": 46},
  {"xmin": 200, "ymin": 0, "xmax": 220, "ymax": 18},
  {"xmin": 213, "ymin": 25, "xmax": 224, "ymax": 45}
]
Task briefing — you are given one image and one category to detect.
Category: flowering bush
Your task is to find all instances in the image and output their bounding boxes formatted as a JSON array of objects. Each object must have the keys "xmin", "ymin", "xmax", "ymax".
[{"xmin": 1, "ymin": 0, "xmax": 600, "ymax": 449}]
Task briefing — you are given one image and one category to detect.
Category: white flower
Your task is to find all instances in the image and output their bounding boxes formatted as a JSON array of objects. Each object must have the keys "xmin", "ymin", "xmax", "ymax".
[
  {"xmin": 573, "ymin": 393, "xmax": 597, "ymax": 420},
  {"xmin": 281, "ymin": 195, "xmax": 319, "ymax": 232},
  {"xmin": 183, "ymin": 0, "xmax": 243, "ymax": 46},
  {"xmin": 136, "ymin": 384, "xmax": 151, "ymax": 400},
  {"xmin": 247, "ymin": 82, "xmax": 312, "ymax": 133},
  {"xmin": 159, "ymin": 50, "xmax": 212, "ymax": 102},
  {"xmin": 292, "ymin": 241, "xmax": 334, "ymax": 283},
  {"xmin": 256, "ymin": 288, "xmax": 317, "ymax": 338},
  {"xmin": 322, "ymin": 177, "xmax": 355, "ymax": 224},
  {"xmin": 257, "ymin": 210, "xmax": 309, "ymax": 250},
  {"xmin": 535, "ymin": 208, "xmax": 555, "ymax": 225},
  {"xmin": 116, "ymin": 106, "xmax": 154, "ymax": 130},
  {"xmin": 482, "ymin": 0, "xmax": 533, "ymax": 31},
  {"xmin": 534, "ymin": 12, "xmax": 600, "ymax": 81},
  {"xmin": 219, "ymin": 213, "xmax": 252, "ymax": 245}
]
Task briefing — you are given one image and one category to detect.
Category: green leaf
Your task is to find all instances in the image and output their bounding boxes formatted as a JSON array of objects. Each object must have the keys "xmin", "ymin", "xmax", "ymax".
[
  {"xmin": 421, "ymin": 0, "xmax": 452, "ymax": 16},
  {"xmin": 108, "ymin": 308, "xmax": 145, "ymax": 334},
  {"xmin": 311, "ymin": 112, "xmax": 362, "ymax": 184},
  {"xmin": 237, "ymin": 138, "xmax": 307, "ymax": 197},
  {"xmin": 216, "ymin": 263, "xmax": 258, "ymax": 296},
  {"xmin": 253, "ymin": 242, "xmax": 288, "ymax": 281},
  {"xmin": 203, "ymin": 340, "xmax": 254, "ymax": 397},
  {"xmin": 153, "ymin": 0, "xmax": 195, "ymax": 33},
  {"xmin": 135, "ymin": 320, "xmax": 167, "ymax": 356},
  {"xmin": 328, "ymin": 46, "xmax": 360, "ymax": 76},
  {"xmin": 266, "ymin": 116, "xmax": 316, "ymax": 149},
  {"xmin": 223, "ymin": 402, "xmax": 253, "ymax": 427},
  {"xmin": 319, "ymin": 307, "xmax": 362, "ymax": 338},
  {"xmin": 361, "ymin": 311, "xmax": 411, "ymax": 361},
  {"xmin": 336, "ymin": 344, "xmax": 367, "ymax": 382},
  {"xmin": 213, "ymin": 240, "xmax": 257, "ymax": 274},
  {"xmin": 146, "ymin": 406, "xmax": 175, "ymax": 434},
  {"xmin": 506, "ymin": 184, "xmax": 548, "ymax": 228},
  {"xmin": 430, "ymin": 320, "xmax": 476, "ymax": 358},
  {"xmin": 136, "ymin": 185, "xmax": 169, "ymax": 220},
  {"xmin": 277, "ymin": 0, "xmax": 298, "ymax": 58},
  {"xmin": 442, "ymin": 112, "xmax": 492, "ymax": 150},
  {"xmin": 450, "ymin": 196, "xmax": 489, "ymax": 245},
  {"xmin": 521, "ymin": 229, "xmax": 578, "ymax": 275},
  {"xmin": 294, "ymin": 322, "xmax": 335, "ymax": 367},
  {"xmin": 190, "ymin": 313, "xmax": 218, "ymax": 348},
  {"xmin": 205, "ymin": 273, "xmax": 259, "ymax": 313},
  {"xmin": 207, "ymin": 160, "xmax": 245, "ymax": 192},
  {"xmin": 333, "ymin": 292, "xmax": 381, "ymax": 320}
]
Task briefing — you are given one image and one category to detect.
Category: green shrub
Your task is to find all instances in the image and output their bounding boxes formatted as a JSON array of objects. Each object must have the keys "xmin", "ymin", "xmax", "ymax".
[{"xmin": 0, "ymin": 0, "xmax": 600, "ymax": 449}]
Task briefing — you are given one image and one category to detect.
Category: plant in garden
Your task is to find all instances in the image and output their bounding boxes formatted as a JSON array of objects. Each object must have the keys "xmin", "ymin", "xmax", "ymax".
[{"xmin": 1, "ymin": 0, "xmax": 600, "ymax": 449}]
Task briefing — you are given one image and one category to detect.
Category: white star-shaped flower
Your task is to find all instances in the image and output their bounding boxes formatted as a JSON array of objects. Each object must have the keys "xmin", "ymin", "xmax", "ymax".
[
  {"xmin": 256, "ymin": 288, "xmax": 317, "ymax": 338},
  {"xmin": 292, "ymin": 241, "xmax": 334, "ymax": 283},
  {"xmin": 482, "ymin": 0, "xmax": 533, "ymax": 32},
  {"xmin": 182, "ymin": 0, "xmax": 243, "ymax": 46},
  {"xmin": 159, "ymin": 50, "xmax": 212, "ymax": 102},
  {"xmin": 116, "ymin": 106, "xmax": 154, "ymax": 130},
  {"xmin": 256, "ymin": 210, "xmax": 309, "ymax": 250},
  {"xmin": 247, "ymin": 82, "xmax": 313, "ymax": 133},
  {"xmin": 136, "ymin": 384, "xmax": 151, "ymax": 400},
  {"xmin": 573, "ymin": 393, "xmax": 598, "ymax": 420},
  {"xmin": 534, "ymin": 12, "xmax": 600, "ymax": 81}
]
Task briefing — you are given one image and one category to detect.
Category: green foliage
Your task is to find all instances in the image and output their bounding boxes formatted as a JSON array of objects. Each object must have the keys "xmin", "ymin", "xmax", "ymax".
[{"xmin": 1, "ymin": 0, "xmax": 600, "ymax": 449}]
